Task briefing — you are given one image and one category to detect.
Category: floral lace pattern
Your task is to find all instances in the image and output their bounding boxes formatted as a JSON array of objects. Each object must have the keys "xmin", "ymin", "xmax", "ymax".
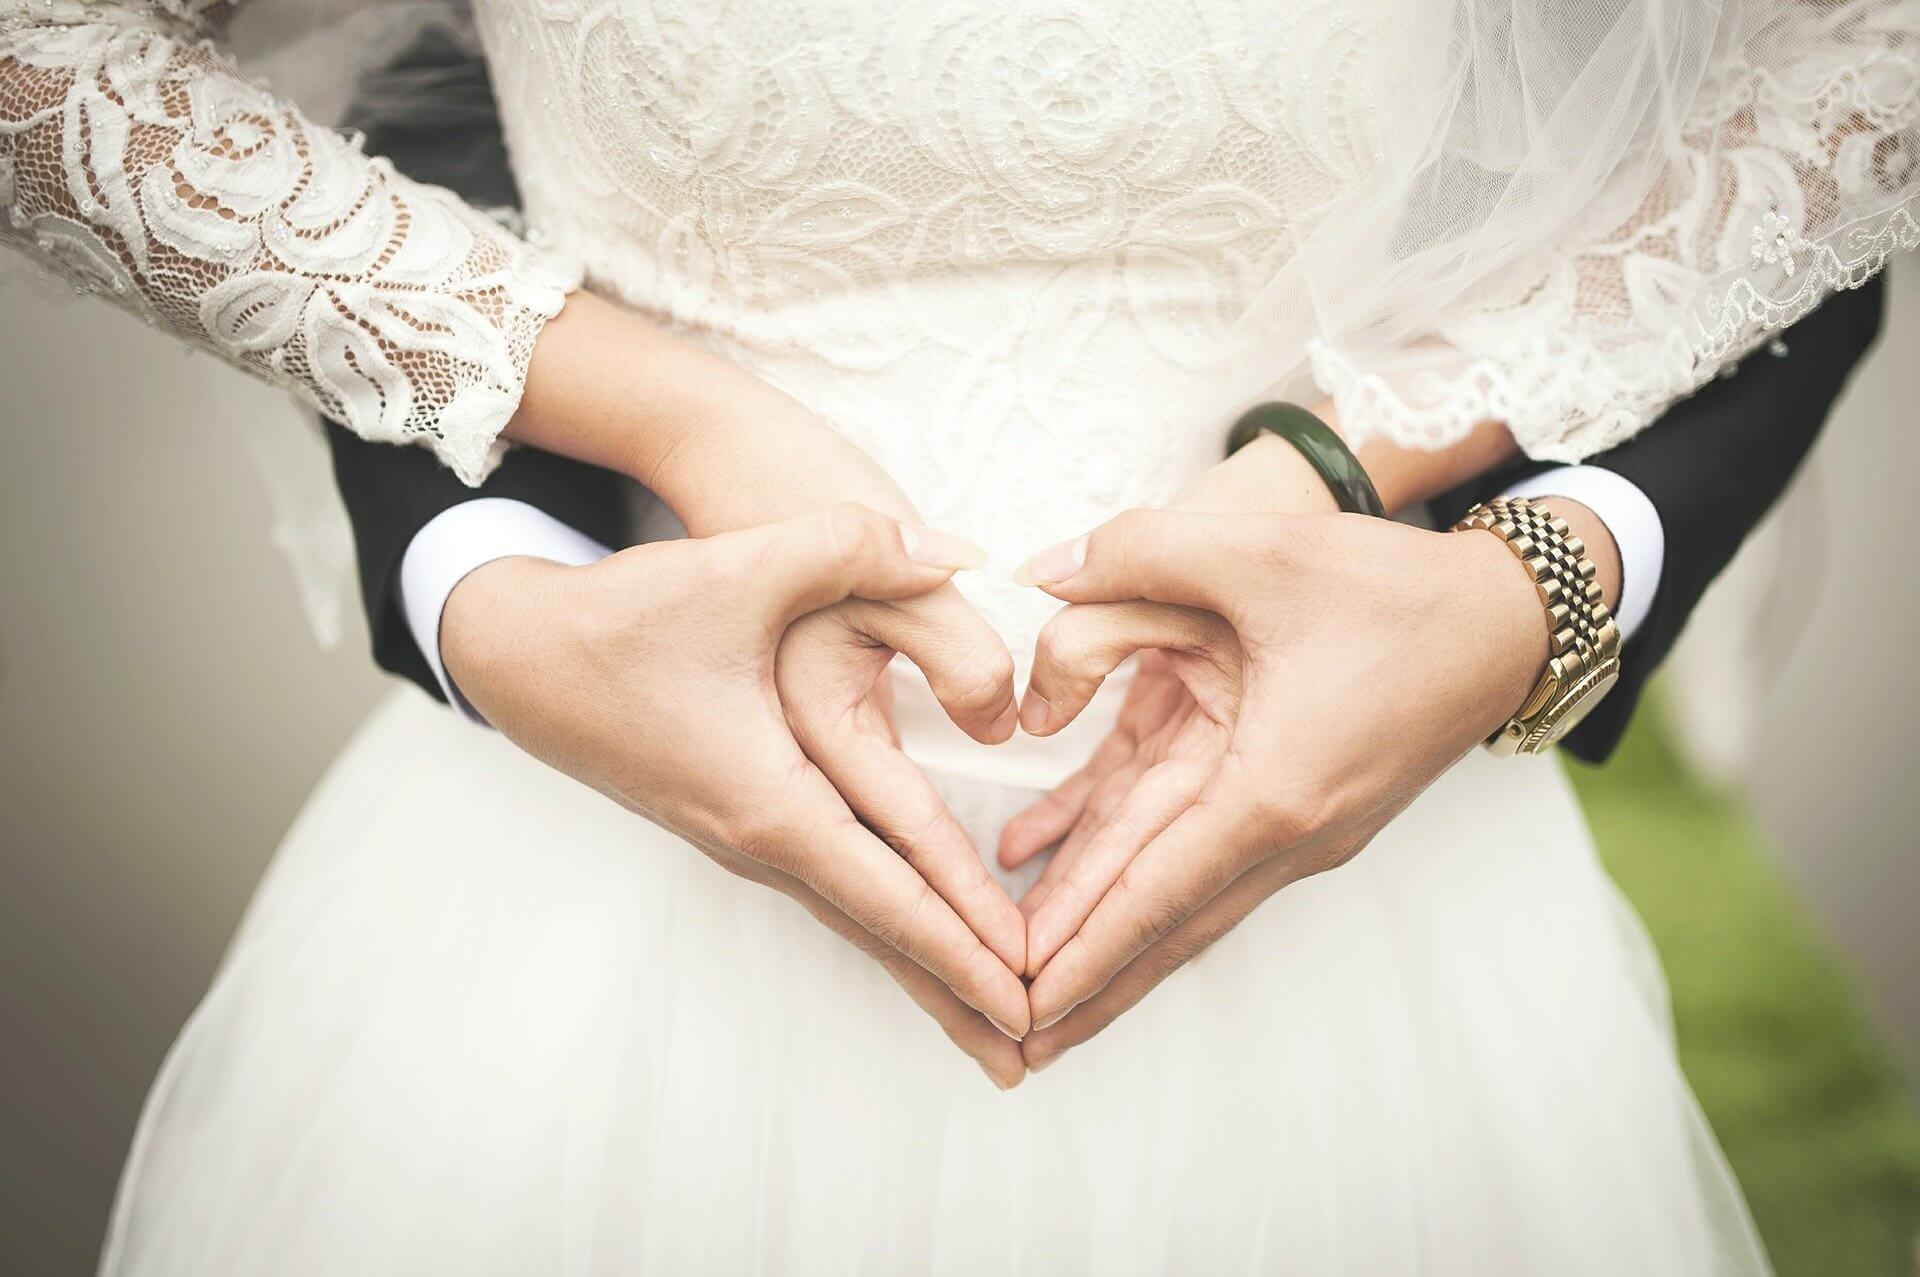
[
  {"xmin": 478, "ymin": 0, "xmax": 1404, "ymax": 649},
  {"xmin": 1310, "ymin": 0, "xmax": 1920, "ymax": 461},
  {"xmin": 0, "ymin": 1, "xmax": 580, "ymax": 484}
]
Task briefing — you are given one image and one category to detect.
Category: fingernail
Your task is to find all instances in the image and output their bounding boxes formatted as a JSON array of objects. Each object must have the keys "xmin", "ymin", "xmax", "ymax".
[
  {"xmin": 979, "ymin": 1061, "xmax": 1017, "ymax": 1090},
  {"xmin": 1013, "ymin": 535, "xmax": 1088, "ymax": 587},
  {"xmin": 1027, "ymin": 1053, "xmax": 1059, "ymax": 1074},
  {"xmin": 899, "ymin": 524, "xmax": 988, "ymax": 571},
  {"xmin": 989, "ymin": 701, "xmax": 1019, "ymax": 742},
  {"xmin": 1031, "ymin": 1008, "xmax": 1070, "ymax": 1032},
  {"xmin": 1018, "ymin": 691, "xmax": 1050, "ymax": 735},
  {"xmin": 987, "ymin": 1014, "xmax": 1025, "ymax": 1042}
]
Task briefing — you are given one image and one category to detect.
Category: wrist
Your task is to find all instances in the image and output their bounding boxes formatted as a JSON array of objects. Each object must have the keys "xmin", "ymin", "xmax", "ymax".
[
  {"xmin": 1353, "ymin": 420, "xmax": 1520, "ymax": 515},
  {"xmin": 510, "ymin": 292, "xmax": 680, "ymax": 480},
  {"xmin": 439, "ymin": 555, "xmax": 582, "ymax": 711},
  {"xmin": 650, "ymin": 404, "xmax": 920, "ymax": 536},
  {"xmin": 1446, "ymin": 497, "xmax": 1626, "ymax": 754},
  {"xmin": 1170, "ymin": 432, "xmax": 1341, "ymax": 516},
  {"xmin": 1446, "ymin": 528, "xmax": 1557, "ymax": 738}
]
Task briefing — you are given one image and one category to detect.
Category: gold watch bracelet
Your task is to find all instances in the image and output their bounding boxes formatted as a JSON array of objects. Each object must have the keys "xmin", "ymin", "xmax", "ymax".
[{"xmin": 1452, "ymin": 498, "xmax": 1623, "ymax": 755}]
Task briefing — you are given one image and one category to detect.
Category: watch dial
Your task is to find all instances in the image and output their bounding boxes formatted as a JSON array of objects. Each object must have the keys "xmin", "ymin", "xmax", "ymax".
[{"xmin": 1543, "ymin": 667, "xmax": 1621, "ymax": 746}]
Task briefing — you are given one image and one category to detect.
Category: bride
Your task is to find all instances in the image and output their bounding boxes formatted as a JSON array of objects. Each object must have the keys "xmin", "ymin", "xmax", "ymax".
[{"xmin": 5, "ymin": 0, "xmax": 1916, "ymax": 1271}]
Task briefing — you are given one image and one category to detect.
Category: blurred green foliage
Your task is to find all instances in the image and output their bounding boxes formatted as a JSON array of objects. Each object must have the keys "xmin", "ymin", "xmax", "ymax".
[{"xmin": 1570, "ymin": 707, "xmax": 1920, "ymax": 1275}]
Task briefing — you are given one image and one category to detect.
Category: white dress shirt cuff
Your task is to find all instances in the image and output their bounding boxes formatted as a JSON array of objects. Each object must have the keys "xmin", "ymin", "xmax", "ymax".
[
  {"xmin": 1497, "ymin": 465, "xmax": 1663, "ymax": 643},
  {"xmin": 399, "ymin": 498, "xmax": 613, "ymax": 722}
]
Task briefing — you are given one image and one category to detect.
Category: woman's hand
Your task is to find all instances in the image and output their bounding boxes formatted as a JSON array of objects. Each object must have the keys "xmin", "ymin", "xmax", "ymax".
[
  {"xmin": 441, "ymin": 505, "xmax": 1032, "ymax": 1083},
  {"xmin": 1006, "ymin": 506, "xmax": 1556, "ymax": 1071},
  {"xmin": 998, "ymin": 646, "xmax": 1236, "ymax": 933},
  {"xmin": 777, "ymin": 586, "xmax": 1027, "ymax": 978}
]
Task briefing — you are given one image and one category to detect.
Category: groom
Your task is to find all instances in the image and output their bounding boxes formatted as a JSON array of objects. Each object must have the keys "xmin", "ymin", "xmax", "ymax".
[{"xmin": 323, "ymin": 28, "xmax": 1885, "ymax": 1060}]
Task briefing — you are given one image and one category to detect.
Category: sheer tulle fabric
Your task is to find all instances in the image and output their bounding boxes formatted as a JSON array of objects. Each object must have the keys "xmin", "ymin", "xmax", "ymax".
[
  {"xmin": 103, "ymin": 692, "xmax": 1768, "ymax": 1276},
  {"xmin": 1274, "ymin": 0, "xmax": 1920, "ymax": 460}
]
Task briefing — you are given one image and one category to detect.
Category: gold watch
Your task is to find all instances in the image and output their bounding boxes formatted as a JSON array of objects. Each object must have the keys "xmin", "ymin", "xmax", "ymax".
[{"xmin": 1453, "ymin": 497, "xmax": 1623, "ymax": 756}]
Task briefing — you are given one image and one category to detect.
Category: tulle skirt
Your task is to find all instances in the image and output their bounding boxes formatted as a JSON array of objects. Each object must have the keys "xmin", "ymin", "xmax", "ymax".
[{"xmin": 101, "ymin": 690, "xmax": 1769, "ymax": 1275}]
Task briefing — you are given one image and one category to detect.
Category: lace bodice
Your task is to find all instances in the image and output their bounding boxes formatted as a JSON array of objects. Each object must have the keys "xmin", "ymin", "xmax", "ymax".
[
  {"xmin": 3, "ymin": 0, "xmax": 1916, "ymax": 651},
  {"xmin": 479, "ymin": 0, "xmax": 1413, "ymax": 646}
]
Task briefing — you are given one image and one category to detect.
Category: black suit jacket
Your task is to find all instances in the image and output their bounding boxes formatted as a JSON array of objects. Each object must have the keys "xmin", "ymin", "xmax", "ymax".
[
  {"xmin": 1437, "ymin": 283, "xmax": 1884, "ymax": 761},
  {"xmin": 326, "ymin": 28, "xmax": 1887, "ymax": 764}
]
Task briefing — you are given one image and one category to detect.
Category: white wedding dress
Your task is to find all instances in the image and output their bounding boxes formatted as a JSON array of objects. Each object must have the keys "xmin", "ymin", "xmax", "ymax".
[{"xmin": 5, "ymin": 2, "xmax": 1917, "ymax": 1272}]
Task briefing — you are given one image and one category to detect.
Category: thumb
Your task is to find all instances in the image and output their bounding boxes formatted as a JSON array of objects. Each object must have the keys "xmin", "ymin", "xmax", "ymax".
[
  {"xmin": 723, "ymin": 503, "xmax": 986, "ymax": 626},
  {"xmin": 1023, "ymin": 601, "xmax": 1230, "ymax": 736},
  {"xmin": 848, "ymin": 588, "xmax": 1019, "ymax": 744},
  {"xmin": 1013, "ymin": 508, "xmax": 1253, "ymax": 612}
]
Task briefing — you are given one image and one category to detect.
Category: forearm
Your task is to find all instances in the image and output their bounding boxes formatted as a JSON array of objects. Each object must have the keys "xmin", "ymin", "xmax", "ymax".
[
  {"xmin": 1356, "ymin": 417, "xmax": 1520, "ymax": 516},
  {"xmin": 1, "ymin": 10, "xmax": 904, "ymax": 532},
  {"xmin": 1175, "ymin": 405, "xmax": 1517, "ymax": 516},
  {"xmin": 506, "ymin": 291, "xmax": 916, "ymax": 535}
]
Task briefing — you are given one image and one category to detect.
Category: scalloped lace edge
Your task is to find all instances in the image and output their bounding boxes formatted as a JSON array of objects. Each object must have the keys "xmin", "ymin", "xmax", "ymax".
[{"xmin": 1309, "ymin": 198, "xmax": 1920, "ymax": 463}]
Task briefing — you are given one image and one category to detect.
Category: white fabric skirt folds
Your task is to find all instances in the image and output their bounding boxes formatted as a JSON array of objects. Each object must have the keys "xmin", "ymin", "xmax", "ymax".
[{"xmin": 101, "ymin": 690, "xmax": 1769, "ymax": 1275}]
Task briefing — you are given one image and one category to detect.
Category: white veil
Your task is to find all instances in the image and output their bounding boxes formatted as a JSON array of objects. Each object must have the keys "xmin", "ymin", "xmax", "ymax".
[
  {"xmin": 1236, "ymin": 0, "xmax": 1918, "ymax": 460},
  {"xmin": 227, "ymin": 0, "xmax": 476, "ymax": 127},
  {"xmin": 219, "ymin": 0, "xmax": 486, "ymax": 644}
]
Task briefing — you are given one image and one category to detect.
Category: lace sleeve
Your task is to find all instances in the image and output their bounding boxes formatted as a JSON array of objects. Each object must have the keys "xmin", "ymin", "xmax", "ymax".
[
  {"xmin": 1307, "ymin": 0, "xmax": 1919, "ymax": 462},
  {"xmin": 0, "ymin": 2, "xmax": 581, "ymax": 485}
]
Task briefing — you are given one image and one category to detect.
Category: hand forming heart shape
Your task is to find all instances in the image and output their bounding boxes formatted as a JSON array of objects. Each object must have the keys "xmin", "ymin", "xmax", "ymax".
[
  {"xmin": 987, "ymin": 505, "xmax": 1551, "ymax": 1074},
  {"xmin": 448, "ymin": 505, "xmax": 1036, "ymax": 1085},
  {"xmin": 776, "ymin": 585, "xmax": 1029, "ymax": 1009}
]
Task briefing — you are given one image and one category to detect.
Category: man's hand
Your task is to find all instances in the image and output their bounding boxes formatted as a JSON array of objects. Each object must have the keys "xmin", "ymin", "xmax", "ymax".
[
  {"xmin": 528, "ymin": 311, "xmax": 1029, "ymax": 977},
  {"xmin": 777, "ymin": 584, "xmax": 1028, "ymax": 985},
  {"xmin": 511, "ymin": 306, "xmax": 1035, "ymax": 1049},
  {"xmin": 998, "ymin": 637, "xmax": 1237, "ymax": 939},
  {"xmin": 441, "ymin": 505, "xmax": 1033, "ymax": 1084},
  {"xmin": 996, "ymin": 432, "xmax": 1325, "ymax": 932},
  {"xmin": 1007, "ymin": 507, "xmax": 1554, "ymax": 1070}
]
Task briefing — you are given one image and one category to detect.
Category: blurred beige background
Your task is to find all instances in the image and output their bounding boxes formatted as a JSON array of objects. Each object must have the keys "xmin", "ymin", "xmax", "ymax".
[{"xmin": 4, "ymin": 261, "xmax": 1918, "ymax": 1274}]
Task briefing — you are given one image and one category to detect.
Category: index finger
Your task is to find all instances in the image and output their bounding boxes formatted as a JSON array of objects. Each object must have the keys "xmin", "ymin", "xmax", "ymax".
[
  {"xmin": 857, "ymin": 587, "xmax": 1019, "ymax": 744},
  {"xmin": 1023, "ymin": 858, "xmax": 1285, "ymax": 1071},
  {"xmin": 771, "ymin": 774, "xmax": 1033, "ymax": 1038},
  {"xmin": 1023, "ymin": 754, "xmax": 1212, "ymax": 976},
  {"xmin": 1023, "ymin": 600, "xmax": 1226, "ymax": 737},
  {"xmin": 1026, "ymin": 778, "xmax": 1261, "ymax": 1029},
  {"xmin": 803, "ymin": 715, "xmax": 1027, "ymax": 973}
]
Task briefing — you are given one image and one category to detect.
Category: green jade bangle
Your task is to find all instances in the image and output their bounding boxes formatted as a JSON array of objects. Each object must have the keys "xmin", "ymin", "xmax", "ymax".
[{"xmin": 1225, "ymin": 402, "xmax": 1385, "ymax": 519}]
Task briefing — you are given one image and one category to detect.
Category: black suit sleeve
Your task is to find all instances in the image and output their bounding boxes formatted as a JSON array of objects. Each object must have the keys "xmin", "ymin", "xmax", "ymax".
[
  {"xmin": 323, "ymin": 28, "xmax": 627, "ymax": 702},
  {"xmin": 1441, "ymin": 275, "xmax": 1887, "ymax": 764}
]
